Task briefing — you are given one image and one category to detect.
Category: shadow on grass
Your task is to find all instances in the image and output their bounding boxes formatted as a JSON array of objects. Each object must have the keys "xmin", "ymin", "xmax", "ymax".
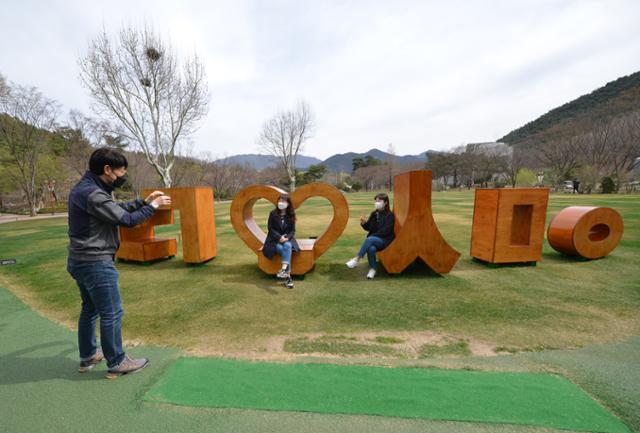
[
  {"xmin": 470, "ymin": 258, "xmax": 539, "ymax": 269},
  {"xmin": 0, "ymin": 341, "xmax": 102, "ymax": 385},
  {"xmin": 540, "ymin": 251, "xmax": 598, "ymax": 264},
  {"xmin": 220, "ymin": 263, "xmax": 284, "ymax": 295},
  {"xmin": 318, "ymin": 259, "xmax": 446, "ymax": 282}
]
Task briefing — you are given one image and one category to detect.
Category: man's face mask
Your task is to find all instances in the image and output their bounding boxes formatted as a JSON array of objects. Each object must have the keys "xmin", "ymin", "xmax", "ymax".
[
  {"xmin": 112, "ymin": 173, "xmax": 128, "ymax": 188},
  {"xmin": 107, "ymin": 166, "xmax": 128, "ymax": 188}
]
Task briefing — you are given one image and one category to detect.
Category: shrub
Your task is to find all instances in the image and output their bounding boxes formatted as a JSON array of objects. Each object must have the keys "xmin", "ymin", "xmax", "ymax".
[{"xmin": 601, "ymin": 176, "xmax": 615, "ymax": 194}]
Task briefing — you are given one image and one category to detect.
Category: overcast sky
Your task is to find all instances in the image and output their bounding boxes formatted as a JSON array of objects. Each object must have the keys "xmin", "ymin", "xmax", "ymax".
[{"xmin": 1, "ymin": 0, "xmax": 639, "ymax": 160}]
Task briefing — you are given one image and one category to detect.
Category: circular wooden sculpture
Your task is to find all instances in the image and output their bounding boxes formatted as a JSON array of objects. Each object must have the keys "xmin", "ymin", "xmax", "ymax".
[
  {"xmin": 547, "ymin": 206, "xmax": 623, "ymax": 259},
  {"xmin": 230, "ymin": 183, "xmax": 349, "ymax": 275}
]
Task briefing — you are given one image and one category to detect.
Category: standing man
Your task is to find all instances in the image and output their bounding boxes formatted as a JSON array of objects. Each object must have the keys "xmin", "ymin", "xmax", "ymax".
[{"xmin": 67, "ymin": 147, "xmax": 171, "ymax": 379}]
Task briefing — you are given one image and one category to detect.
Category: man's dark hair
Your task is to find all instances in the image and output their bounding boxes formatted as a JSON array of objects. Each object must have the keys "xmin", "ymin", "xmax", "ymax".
[{"xmin": 89, "ymin": 147, "xmax": 128, "ymax": 175}]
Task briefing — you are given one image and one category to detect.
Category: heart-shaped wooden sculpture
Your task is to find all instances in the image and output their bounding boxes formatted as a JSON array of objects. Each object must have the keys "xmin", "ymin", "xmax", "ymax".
[{"xmin": 230, "ymin": 183, "xmax": 349, "ymax": 275}]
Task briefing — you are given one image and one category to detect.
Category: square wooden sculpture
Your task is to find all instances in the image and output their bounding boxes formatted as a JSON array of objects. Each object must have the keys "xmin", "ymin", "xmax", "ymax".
[{"xmin": 471, "ymin": 188, "xmax": 549, "ymax": 264}]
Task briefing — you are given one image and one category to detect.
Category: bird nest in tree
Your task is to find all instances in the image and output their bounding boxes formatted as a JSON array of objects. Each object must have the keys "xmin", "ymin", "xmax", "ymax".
[{"xmin": 145, "ymin": 47, "xmax": 161, "ymax": 61}]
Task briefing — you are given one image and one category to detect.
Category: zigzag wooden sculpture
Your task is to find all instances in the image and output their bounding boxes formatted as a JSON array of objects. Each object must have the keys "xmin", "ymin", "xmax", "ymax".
[
  {"xmin": 230, "ymin": 183, "xmax": 348, "ymax": 276},
  {"xmin": 117, "ymin": 187, "xmax": 216, "ymax": 264},
  {"xmin": 378, "ymin": 170, "xmax": 460, "ymax": 274}
]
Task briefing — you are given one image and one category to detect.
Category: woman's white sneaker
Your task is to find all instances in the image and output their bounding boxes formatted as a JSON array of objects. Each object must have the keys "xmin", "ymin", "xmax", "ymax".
[
  {"xmin": 345, "ymin": 257, "xmax": 360, "ymax": 268},
  {"xmin": 366, "ymin": 268, "xmax": 376, "ymax": 279}
]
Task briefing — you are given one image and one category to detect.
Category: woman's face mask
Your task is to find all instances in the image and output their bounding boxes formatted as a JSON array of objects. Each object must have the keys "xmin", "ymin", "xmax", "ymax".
[
  {"xmin": 374, "ymin": 200, "xmax": 385, "ymax": 211},
  {"xmin": 277, "ymin": 201, "xmax": 288, "ymax": 210}
]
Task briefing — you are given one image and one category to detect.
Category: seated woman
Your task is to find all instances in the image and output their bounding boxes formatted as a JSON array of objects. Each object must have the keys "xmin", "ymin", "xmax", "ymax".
[
  {"xmin": 345, "ymin": 193, "xmax": 395, "ymax": 279},
  {"xmin": 263, "ymin": 194, "xmax": 300, "ymax": 279}
]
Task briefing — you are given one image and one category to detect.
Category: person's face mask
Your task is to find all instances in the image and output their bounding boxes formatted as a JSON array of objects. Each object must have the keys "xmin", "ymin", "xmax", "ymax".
[
  {"xmin": 112, "ymin": 173, "xmax": 128, "ymax": 188},
  {"xmin": 374, "ymin": 200, "xmax": 385, "ymax": 211},
  {"xmin": 107, "ymin": 167, "xmax": 128, "ymax": 188},
  {"xmin": 277, "ymin": 201, "xmax": 288, "ymax": 210}
]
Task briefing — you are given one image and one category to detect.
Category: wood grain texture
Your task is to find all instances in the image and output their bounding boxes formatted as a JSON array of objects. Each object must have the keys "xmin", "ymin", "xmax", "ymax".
[
  {"xmin": 377, "ymin": 170, "xmax": 460, "ymax": 274},
  {"xmin": 470, "ymin": 188, "xmax": 549, "ymax": 264},
  {"xmin": 547, "ymin": 206, "xmax": 624, "ymax": 259},
  {"xmin": 116, "ymin": 187, "xmax": 217, "ymax": 264},
  {"xmin": 116, "ymin": 209, "xmax": 177, "ymax": 262},
  {"xmin": 230, "ymin": 183, "xmax": 348, "ymax": 275}
]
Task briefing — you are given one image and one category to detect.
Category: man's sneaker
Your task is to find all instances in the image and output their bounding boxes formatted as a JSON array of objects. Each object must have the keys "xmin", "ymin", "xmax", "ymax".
[
  {"xmin": 366, "ymin": 268, "xmax": 377, "ymax": 279},
  {"xmin": 346, "ymin": 257, "xmax": 360, "ymax": 268},
  {"xmin": 276, "ymin": 268, "xmax": 290, "ymax": 279},
  {"xmin": 78, "ymin": 349, "xmax": 104, "ymax": 373},
  {"xmin": 105, "ymin": 355, "xmax": 149, "ymax": 380}
]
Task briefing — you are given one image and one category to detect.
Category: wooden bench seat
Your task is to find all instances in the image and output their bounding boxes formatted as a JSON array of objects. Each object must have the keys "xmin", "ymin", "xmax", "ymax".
[{"xmin": 258, "ymin": 239, "xmax": 316, "ymax": 275}]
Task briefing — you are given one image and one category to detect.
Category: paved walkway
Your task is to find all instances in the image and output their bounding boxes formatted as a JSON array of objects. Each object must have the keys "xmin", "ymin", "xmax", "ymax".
[{"xmin": 0, "ymin": 213, "xmax": 68, "ymax": 224}]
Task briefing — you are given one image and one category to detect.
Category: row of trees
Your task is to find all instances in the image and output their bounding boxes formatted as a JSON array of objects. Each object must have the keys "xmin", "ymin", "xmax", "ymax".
[
  {"xmin": 423, "ymin": 111, "xmax": 640, "ymax": 193},
  {"xmin": 425, "ymin": 143, "xmax": 519, "ymax": 189},
  {"xmin": 1, "ymin": 25, "xmax": 321, "ymax": 215},
  {"xmin": 530, "ymin": 112, "xmax": 640, "ymax": 192}
]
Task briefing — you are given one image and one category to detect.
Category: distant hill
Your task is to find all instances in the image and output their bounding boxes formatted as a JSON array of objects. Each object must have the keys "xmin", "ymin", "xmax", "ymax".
[
  {"xmin": 215, "ymin": 154, "xmax": 322, "ymax": 170},
  {"xmin": 216, "ymin": 149, "xmax": 427, "ymax": 172},
  {"xmin": 322, "ymin": 148, "xmax": 427, "ymax": 173},
  {"xmin": 500, "ymin": 71, "xmax": 640, "ymax": 144}
]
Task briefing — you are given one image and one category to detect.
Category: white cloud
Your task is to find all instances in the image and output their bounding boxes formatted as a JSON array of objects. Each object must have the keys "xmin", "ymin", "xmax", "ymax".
[{"xmin": 0, "ymin": 0, "xmax": 639, "ymax": 160}]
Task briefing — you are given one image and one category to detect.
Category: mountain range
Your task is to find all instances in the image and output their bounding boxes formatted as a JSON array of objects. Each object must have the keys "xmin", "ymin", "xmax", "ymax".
[{"xmin": 216, "ymin": 148, "xmax": 427, "ymax": 172}]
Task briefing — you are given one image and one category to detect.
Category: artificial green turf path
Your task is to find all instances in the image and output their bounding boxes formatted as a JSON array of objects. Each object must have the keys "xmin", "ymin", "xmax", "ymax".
[
  {"xmin": 145, "ymin": 357, "xmax": 629, "ymax": 433},
  {"xmin": 0, "ymin": 284, "xmax": 635, "ymax": 433}
]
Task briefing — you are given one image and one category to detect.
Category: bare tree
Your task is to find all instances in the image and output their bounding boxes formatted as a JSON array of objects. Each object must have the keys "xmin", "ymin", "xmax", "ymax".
[
  {"xmin": 503, "ymin": 145, "xmax": 525, "ymax": 188},
  {"xmin": 580, "ymin": 121, "xmax": 614, "ymax": 173},
  {"xmin": 79, "ymin": 26, "xmax": 209, "ymax": 187},
  {"xmin": 123, "ymin": 149, "xmax": 160, "ymax": 197},
  {"xmin": 385, "ymin": 143, "xmax": 396, "ymax": 190},
  {"xmin": 0, "ymin": 84, "xmax": 60, "ymax": 216},
  {"xmin": 0, "ymin": 74, "xmax": 8, "ymax": 99},
  {"xmin": 607, "ymin": 113, "xmax": 640, "ymax": 191},
  {"xmin": 257, "ymin": 101, "xmax": 313, "ymax": 191},
  {"xmin": 56, "ymin": 110, "xmax": 111, "ymax": 176},
  {"xmin": 353, "ymin": 164, "xmax": 388, "ymax": 191},
  {"xmin": 536, "ymin": 133, "xmax": 582, "ymax": 187}
]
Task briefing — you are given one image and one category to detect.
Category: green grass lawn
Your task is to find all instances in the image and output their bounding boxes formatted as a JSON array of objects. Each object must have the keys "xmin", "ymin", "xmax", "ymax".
[{"xmin": 0, "ymin": 191, "xmax": 638, "ymax": 358}]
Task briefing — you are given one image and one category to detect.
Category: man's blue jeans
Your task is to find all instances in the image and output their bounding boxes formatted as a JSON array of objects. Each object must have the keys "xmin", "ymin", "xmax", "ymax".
[
  {"xmin": 357, "ymin": 236, "xmax": 390, "ymax": 270},
  {"xmin": 67, "ymin": 258, "xmax": 125, "ymax": 368},
  {"xmin": 275, "ymin": 241, "xmax": 293, "ymax": 269}
]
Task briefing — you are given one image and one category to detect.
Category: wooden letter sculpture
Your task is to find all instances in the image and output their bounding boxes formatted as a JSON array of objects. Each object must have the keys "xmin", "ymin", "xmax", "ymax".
[
  {"xmin": 377, "ymin": 170, "xmax": 460, "ymax": 274},
  {"xmin": 547, "ymin": 206, "xmax": 623, "ymax": 259},
  {"xmin": 116, "ymin": 187, "xmax": 217, "ymax": 264},
  {"xmin": 116, "ymin": 209, "xmax": 177, "ymax": 263},
  {"xmin": 470, "ymin": 188, "xmax": 549, "ymax": 264},
  {"xmin": 230, "ymin": 183, "xmax": 348, "ymax": 276}
]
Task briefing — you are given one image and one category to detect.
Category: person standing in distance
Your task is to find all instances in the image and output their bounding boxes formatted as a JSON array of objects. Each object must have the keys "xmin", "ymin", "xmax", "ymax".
[{"xmin": 67, "ymin": 147, "xmax": 171, "ymax": 379}]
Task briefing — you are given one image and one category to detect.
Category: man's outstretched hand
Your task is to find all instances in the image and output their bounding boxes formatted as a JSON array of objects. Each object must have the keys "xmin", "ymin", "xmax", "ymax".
[
  {"xmin": 145, "ymin": 191, "xmax": 172, "ymax": 209},
  {"xmin": 144, "ymin": 190, "xmax": 165, "ymax": 204}
]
